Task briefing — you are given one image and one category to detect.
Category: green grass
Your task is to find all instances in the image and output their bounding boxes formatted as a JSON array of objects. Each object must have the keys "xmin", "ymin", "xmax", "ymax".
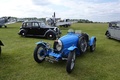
[{"xmin": 0, "ymin": 23, "xmax": 120, "ymax": 80}]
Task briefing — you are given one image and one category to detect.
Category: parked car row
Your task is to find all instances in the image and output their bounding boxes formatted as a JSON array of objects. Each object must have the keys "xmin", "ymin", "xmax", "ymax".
[
  {"xmin": 17, "ymin": 21, "xmax": 97, "ymax": 73},
  {"xmin": 3, "ymin": 20, "xmax": 120, "ymax": 73},
  {"xmin": 18, "ymin": 20, "xmax": 120, "ymax": 41}
]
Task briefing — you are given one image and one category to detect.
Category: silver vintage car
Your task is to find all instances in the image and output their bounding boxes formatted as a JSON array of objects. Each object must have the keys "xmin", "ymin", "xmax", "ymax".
[{"xmin": 105, "ymin": 21, "xmax": 120, "ymax": 40}]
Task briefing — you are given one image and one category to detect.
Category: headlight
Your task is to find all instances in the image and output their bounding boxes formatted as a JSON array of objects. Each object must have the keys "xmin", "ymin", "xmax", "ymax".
[
  {"xmin": 54, "ymin": 27, "xmax": 57, "ymax": 31},
  {"xmin": 53, "ymin": 40, "xmax": 62, "ymax": 51},
  {"xmin": 56, "ymin": 40, "xmax": 62, "ymax": 51}
]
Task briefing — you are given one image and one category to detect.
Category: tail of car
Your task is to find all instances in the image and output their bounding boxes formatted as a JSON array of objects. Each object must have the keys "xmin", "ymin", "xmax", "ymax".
[{"xmin": 89, "ymin": 36, "xmax": 96, "ymax": 46}]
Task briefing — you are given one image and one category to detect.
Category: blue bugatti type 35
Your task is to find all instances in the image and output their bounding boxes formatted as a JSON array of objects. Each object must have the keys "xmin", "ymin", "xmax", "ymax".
[{"xmin": 33, "ymin": 29, "xmax": 96, "ymax": 73}]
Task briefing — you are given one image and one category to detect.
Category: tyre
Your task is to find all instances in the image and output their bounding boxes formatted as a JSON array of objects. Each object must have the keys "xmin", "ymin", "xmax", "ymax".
[
  {"xmin": 90, "ymin": 40, "xmax": 96, "ymax": 52},
  {"xmin": 0, "ymin": 47, "xmax": 1, "ymax": 55},
  {"xmin": 20, "ymin": 30, "xmax": 27, "ymax": 37},
  {"xmin": 46, "ymin": 32, "xmax": 56, "ymax": 40},
  {"xmin": 78, "ymin": 36, "xmax": 87, "ymax": 54},
  {"xmin": 66, "ymin": 50, "xmax": 76, "ymax": 73},
  {"xmin": 21, "ymin": 32, "xmax": 25, "ymax": 36},
  {"xmin": 106, "ymin": 31, "xmax": 111, "ymax": 38},
  {"xmin": 33, "ymin": 44, "xmax": 47, "ymax": 63},
  {"xmin": 4, "ymin": 25, "xmax": 7, "ymax": 28}
]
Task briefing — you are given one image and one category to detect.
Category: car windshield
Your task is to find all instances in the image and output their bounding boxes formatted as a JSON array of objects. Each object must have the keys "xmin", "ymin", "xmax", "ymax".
[
  {"xmin": 116, "ymin": 23, "xmax": 120, "ymax": 27},
  {"xmin": 109, "ymin": 23, "xmax": 116, "ymax": 27},
  {"xmin": 39, "ymin": 22, "xmax": 46, "ymax": 28},
  {"xmin": 109, "ymin": 22, "xmax": 120, "ymax": 28},
  {"xmin": 75, "ymin": 30, "xmax": 82, "ymax": 34}
]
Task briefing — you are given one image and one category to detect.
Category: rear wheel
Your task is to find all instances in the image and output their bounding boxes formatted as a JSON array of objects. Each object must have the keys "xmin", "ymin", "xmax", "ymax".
[
  {"xmin": 4, "ymin": 25, "xmax": 7, "ymax": 28},
  {"xmin": 33, "ymin": 44, "xmax": 47, "ymax": 63},
  {"xmin": 90, "ymin": 40, "xmax": 96, "ymax": 52},
  {"xmin": 66, "ymin": 50, "xmax": 76, "ymax": 73},
  {"xmin": 78, "ymin": 36, "xmax": 87, "ymax": 54}
]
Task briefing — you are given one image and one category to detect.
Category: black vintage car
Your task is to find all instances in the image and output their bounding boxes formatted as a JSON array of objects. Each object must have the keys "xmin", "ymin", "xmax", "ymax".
[{"xmin": 18, "ymin": 21, "xmax": 61, "ymax": 40}]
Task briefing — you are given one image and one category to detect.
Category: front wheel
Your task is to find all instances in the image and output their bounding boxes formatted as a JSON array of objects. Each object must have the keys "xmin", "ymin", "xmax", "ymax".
[
  {"xmin": 66, "ymin": 50, "xmax": 76, "ymax": 73},
  {"xmin": 21, "ymin": 31, "xmax": 26, "ymax": 37},
  {"xmin": 33, "ymin": 44, "xmax": 47, "ymax": 63},
  {"xmin": 106, "ymin": 31, "xmax": 111, "ymax": 39},
  {"xmin": 20, "ymin": 30, "xmax": 27, "ymax": 37},
  {"xmin": 46, "ymin": 32, "xmax": 56, "ymax": 40}
]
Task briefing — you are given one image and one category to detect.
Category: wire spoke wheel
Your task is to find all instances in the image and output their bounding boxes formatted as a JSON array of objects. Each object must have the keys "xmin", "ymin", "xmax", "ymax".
[
  {"xmin": 78, "ymin": 36, "xmax": 87, "ymax": 53},
  {"xmin": 90, "ymin": 40, "xmax": 96, "ymax": 52},
  {"xmin": 66, "ymin": 50, "xmax": 76, "ymax": 73},
  {"xmin": 34, "ymin": 45, "xmax": 46, "ymax": 63},
  {"xmin": 37, "ymin": 47, "xmax": 46, "ymax": 60},
  {"xmin": 80, "ymin": 38, "xmax": 87, "ymax": 52}
]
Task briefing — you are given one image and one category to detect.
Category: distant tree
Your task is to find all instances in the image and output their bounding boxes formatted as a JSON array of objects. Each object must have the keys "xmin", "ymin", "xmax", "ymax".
[{"xmin": 77, "ymin": 19, "xmax": 93, "ymax": 23}]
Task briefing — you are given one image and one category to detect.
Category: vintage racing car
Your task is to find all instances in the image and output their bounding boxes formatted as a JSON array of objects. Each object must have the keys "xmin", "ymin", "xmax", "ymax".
[{"xmin": 33, "ymin": 29, "xmax": 96, "ymax": 73}]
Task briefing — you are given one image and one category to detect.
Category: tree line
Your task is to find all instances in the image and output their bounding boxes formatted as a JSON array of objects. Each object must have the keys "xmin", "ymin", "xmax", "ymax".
[{"xmin": 2, "ymin": 16, "xmax": 105, "ymax": 23}]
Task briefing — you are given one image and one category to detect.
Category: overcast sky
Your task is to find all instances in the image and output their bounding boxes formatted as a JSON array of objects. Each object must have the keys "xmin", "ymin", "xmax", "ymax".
[{"xmin": 0, "ymin": 0, "xmax": 120, "ymax": 22}]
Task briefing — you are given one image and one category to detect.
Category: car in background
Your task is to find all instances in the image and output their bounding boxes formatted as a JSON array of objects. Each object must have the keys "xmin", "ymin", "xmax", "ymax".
[
  {"xmin": 0, "ymin": 40, "xmax": 4, "ymax": 55},
  {"xmin": 18, "ymin": 21, "xmax": 61, "ymax": 40},
  {"xmin": 105, "ymin": 21, "xmax": 120, "ymax": 40},
  {"xmin": 33, "ymin": 29, "xmax": 96, "ymax": 73}
]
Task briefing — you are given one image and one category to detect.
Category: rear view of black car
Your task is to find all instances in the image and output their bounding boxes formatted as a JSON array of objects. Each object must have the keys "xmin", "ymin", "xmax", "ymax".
[{"xmin": 18, "ymin": 21, "xmax": 61, "ymax": 40}]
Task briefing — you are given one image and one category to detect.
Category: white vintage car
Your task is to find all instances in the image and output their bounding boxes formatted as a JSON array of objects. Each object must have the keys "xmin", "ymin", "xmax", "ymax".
[{"xmin": 105, "ymin": 21, "xmax": 120, "ymax": 40}]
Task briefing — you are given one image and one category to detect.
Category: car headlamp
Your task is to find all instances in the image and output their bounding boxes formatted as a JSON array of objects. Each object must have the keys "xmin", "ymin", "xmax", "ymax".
[
  {"xmin": 56, "ymin": 40, "xmax": 62, "ymax": 51},
  {"xmin": 54, "ymin": 40, "xmax": 62, "ymax": 51},
  {"xmin": 54, "ymin": 27, "xmax": 57, "ymax": 31}
]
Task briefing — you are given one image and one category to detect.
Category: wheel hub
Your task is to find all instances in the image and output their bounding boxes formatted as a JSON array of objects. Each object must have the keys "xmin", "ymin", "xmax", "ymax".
[{"xmin": 49, "ymin": 35, "xmax": 52, "ymax": 37}]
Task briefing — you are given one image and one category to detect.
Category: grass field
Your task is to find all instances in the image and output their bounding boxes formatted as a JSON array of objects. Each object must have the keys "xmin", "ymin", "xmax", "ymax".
[{"xmin": 0, "ymin": 23, "xmax": 120, "ymax": 80}]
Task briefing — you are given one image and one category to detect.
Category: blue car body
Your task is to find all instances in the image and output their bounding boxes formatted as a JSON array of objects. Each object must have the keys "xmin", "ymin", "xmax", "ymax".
[
  {"xmin": 34, "ymin": 30, "xmax": 96, "ymax": 73},
  {"xmin": 36, "ymin": 32, "xmax": 96, "ymax": 61}
]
